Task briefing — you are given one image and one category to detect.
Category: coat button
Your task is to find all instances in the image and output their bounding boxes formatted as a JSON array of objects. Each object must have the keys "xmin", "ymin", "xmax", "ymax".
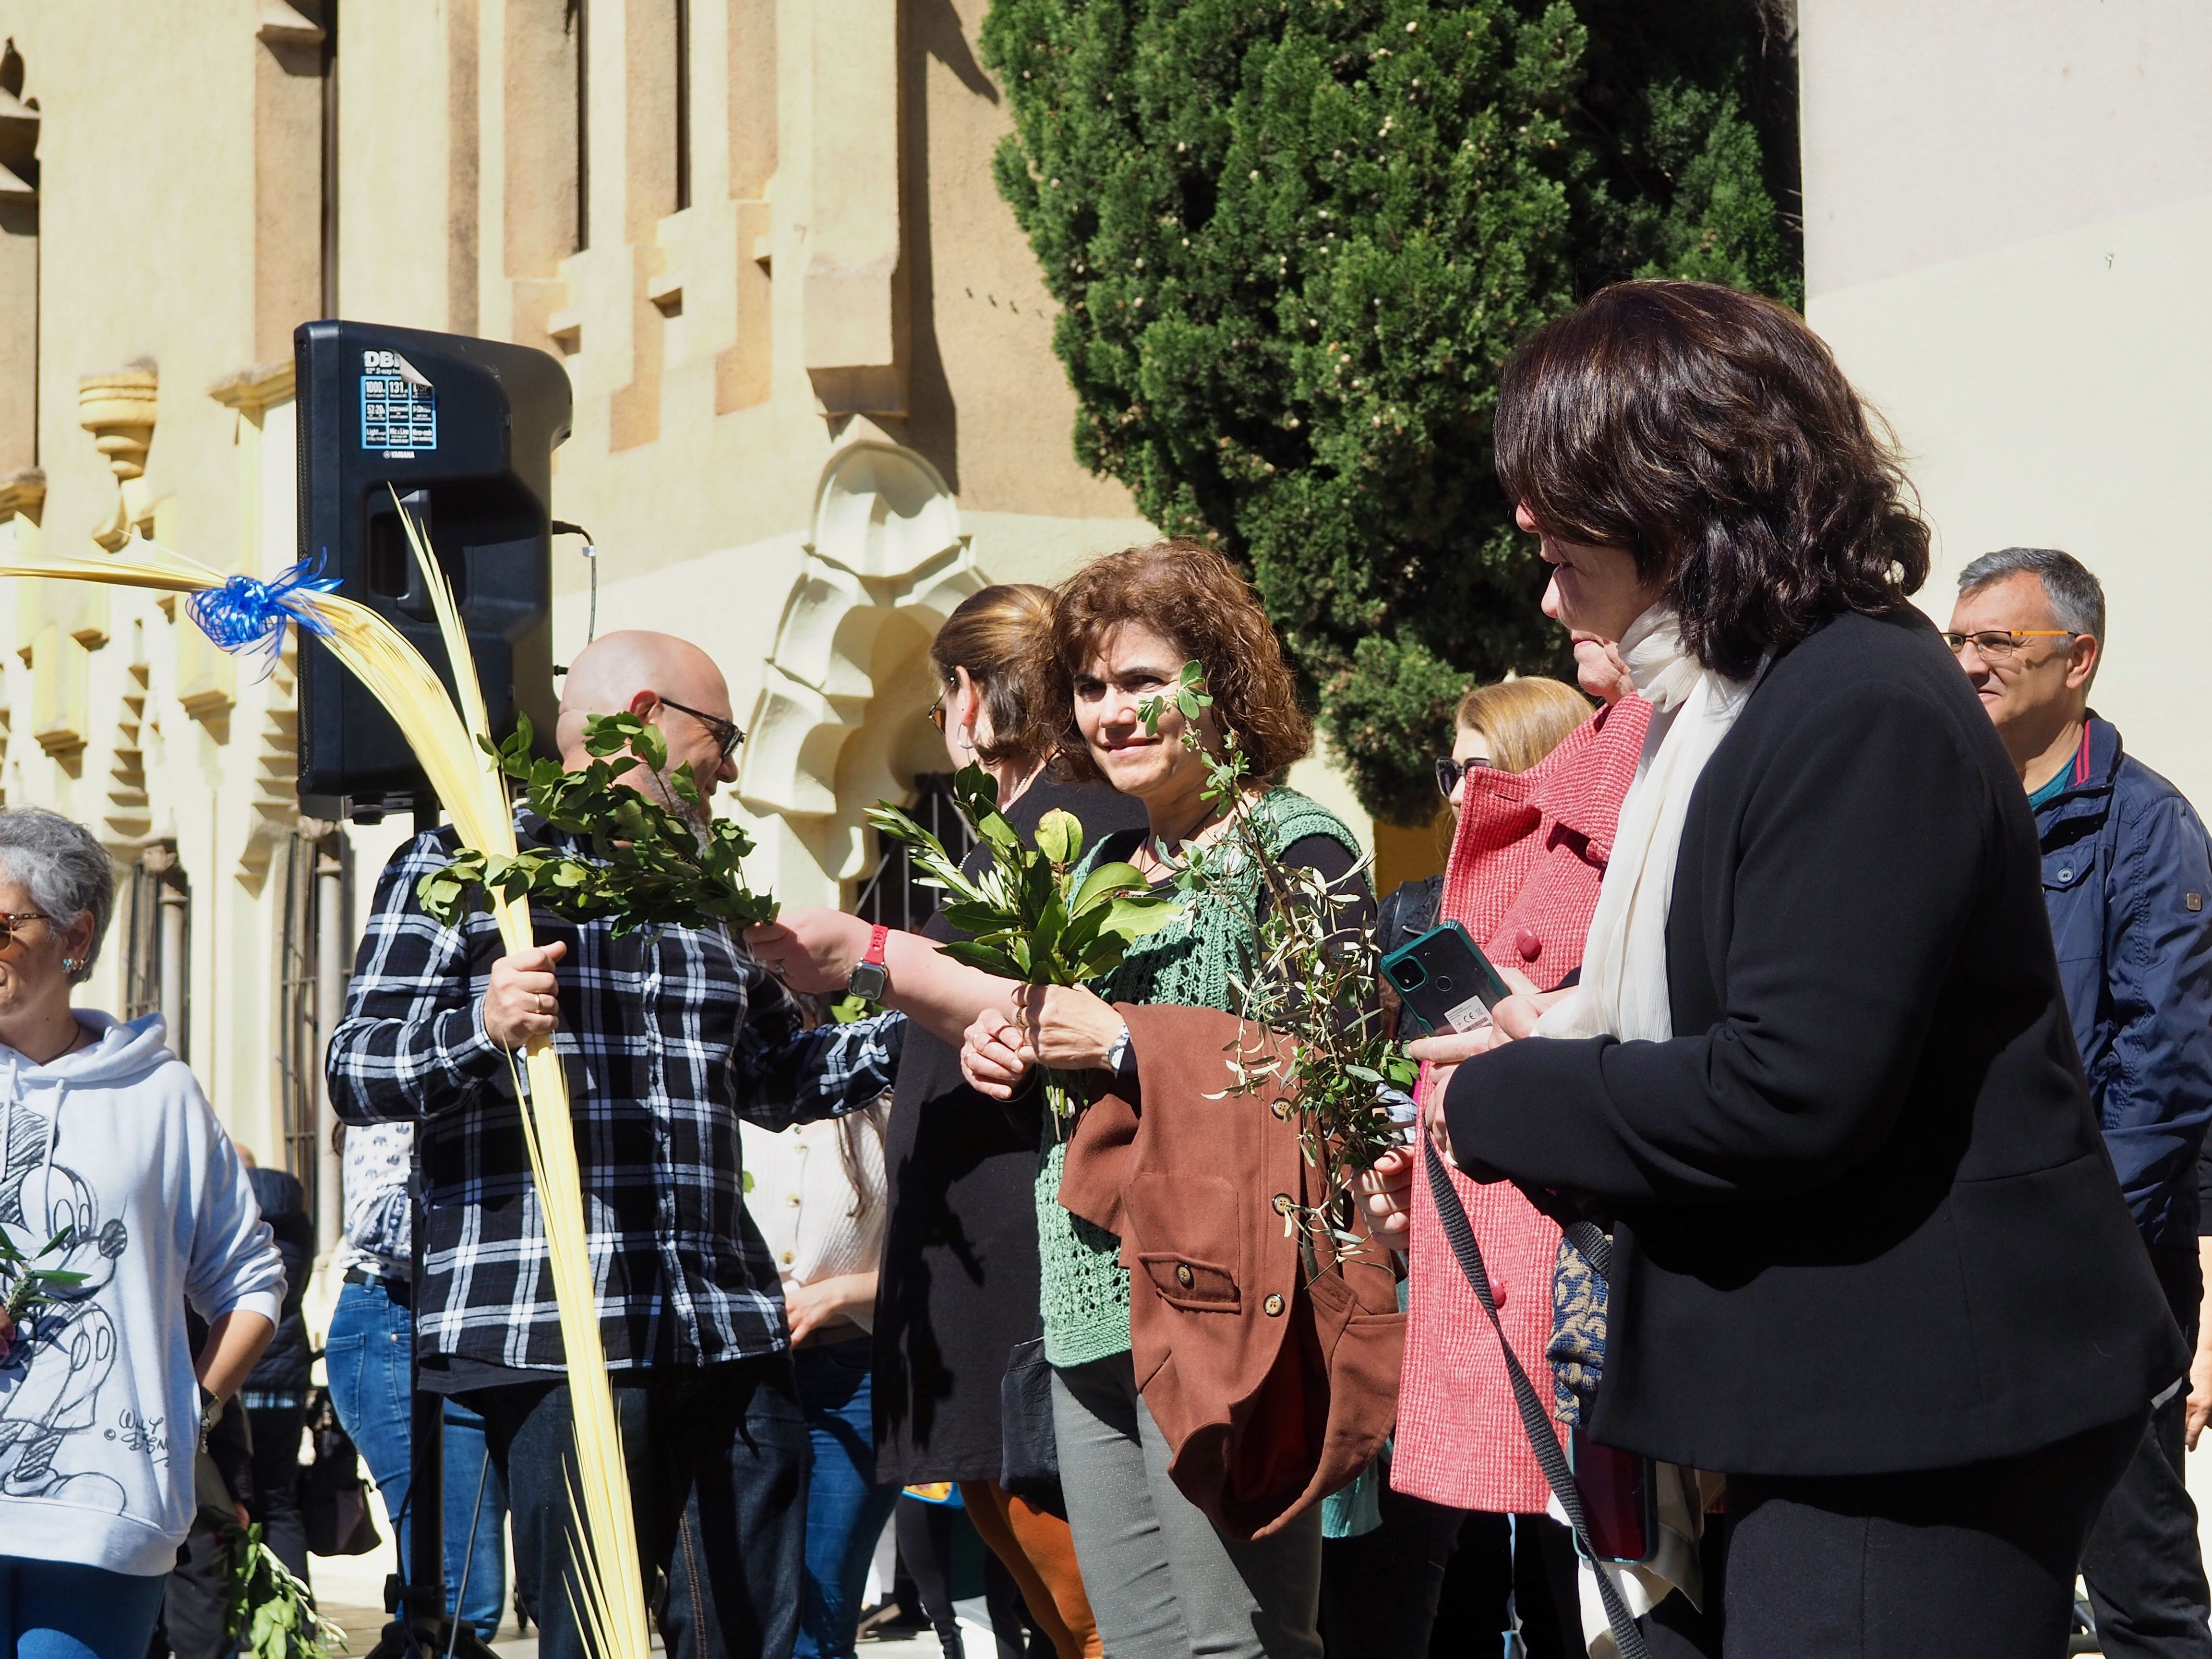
[
  {"xmin": 1515, "ymin": 927, "xmax": 1541, "ymax": 962},
  {"xmin": 779, "ymin": 1250, "xmax": 794, "ymax": 1266},
  {"xmin": 1263, "ymin": 1294, "xmax": 1285, "ymax": 1317},
  {"xmin": 1176, "ymin": 1263, "xmax": 1194, "ymax": 1287},
  {"xmin": 1272, "ymin": 1194, "xmax": 1294, "ymax": 1216},
  {"xmin": 1271, "ymin": 1099, "xmax": 1290, "ymax": 1120},
  {"xmin": 2058, "ymin": 867, "xmax": 2073, "ymax": 882},
  {"xmin": 1493, "ymin": 1285, "xmax": 1508, "ymax": 1309}
]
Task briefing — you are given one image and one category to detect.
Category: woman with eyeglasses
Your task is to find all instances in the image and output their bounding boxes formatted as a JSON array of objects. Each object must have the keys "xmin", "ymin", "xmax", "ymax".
[
  {"xmin": 0, "ymin": 809, "xmax": 284, "ymax": 1659},
  {"xmin": 750, "ymin": 584, "xmax": 1145, "ymax": 1659},
  {"xmin": 1378, "ymin": 677, "xmax": 1603, "ymax": 1026}
]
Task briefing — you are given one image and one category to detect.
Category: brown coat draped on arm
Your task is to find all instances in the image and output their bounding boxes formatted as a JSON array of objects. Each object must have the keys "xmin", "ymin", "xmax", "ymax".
[{"xmin": 1057, "ymin": 1001, "xmax": 1406, "ymax": 1540}]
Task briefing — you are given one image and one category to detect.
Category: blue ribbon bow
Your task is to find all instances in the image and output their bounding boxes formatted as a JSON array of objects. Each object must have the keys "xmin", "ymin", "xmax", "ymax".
[{"xmin": 184, "ymin": 552, "xmax": 344, "ymax": 670}]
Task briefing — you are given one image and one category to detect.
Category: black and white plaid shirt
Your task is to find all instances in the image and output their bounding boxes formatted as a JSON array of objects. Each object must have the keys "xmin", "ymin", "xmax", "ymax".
[{"xmin": 327, "ymin": 811, "xmax": 902, "ymax": 1374}]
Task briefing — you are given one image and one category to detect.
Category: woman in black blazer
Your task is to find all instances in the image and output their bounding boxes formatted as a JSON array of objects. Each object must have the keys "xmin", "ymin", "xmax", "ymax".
[{"xmin": 1427, "ymin": 283, "xmax": 2183, "ymax": 1657}]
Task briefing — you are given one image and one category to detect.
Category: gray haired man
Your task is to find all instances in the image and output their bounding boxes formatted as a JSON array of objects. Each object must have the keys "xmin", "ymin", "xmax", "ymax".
[{"xmin": 1951, "ymin": 547, "xmax": 2212, "ymax": 1659}]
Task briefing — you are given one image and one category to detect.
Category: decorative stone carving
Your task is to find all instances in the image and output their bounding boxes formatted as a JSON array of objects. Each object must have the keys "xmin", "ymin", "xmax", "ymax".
[
  {"xmin": 0, "ymin": 467, "xmax": 42, "ymax": 524},
  {"xmin": 256, "ymin": 1, "xmax": 325, "ymax": 47},
  {"xmin": 207, "ymin": 359, "xmax": 296, "ymax": 415},
  {"xmin": 80, "ymin": 363, "xmax": 157, "ymax": 551},
  {"xmin": 738, "ymin": 426, "xmax": 984, "ymax": 903}
]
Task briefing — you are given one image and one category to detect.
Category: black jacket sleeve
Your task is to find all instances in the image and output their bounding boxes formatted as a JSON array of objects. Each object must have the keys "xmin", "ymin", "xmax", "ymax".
[{"xmin": 1446, "ymin": 677, "xmax": 1998, "ymax": 1207}]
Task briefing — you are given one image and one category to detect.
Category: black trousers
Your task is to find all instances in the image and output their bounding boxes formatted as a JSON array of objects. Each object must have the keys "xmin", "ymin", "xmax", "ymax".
[
  {"xmin": 469, "ymin": 1358, "xmax": 809, "ymax": 1659},
  {"xmin": 247, "ymin": 1403, "xmax": 313, "ymax": 1584},
  {"xmin": 892, "ymin": 1495, "xmax": 1037, "ymax": 1659},
  {"xmin": 1320, "ymin": 1481, "xmax": 1462, "ymax": 1658},
  {"xmin": 2081, "ymin": 1243, "xmax": 2212, "ymax": 1659},
  {"xmin": 1723, "ymin": 1410, "xmax": 2143, "ymax": 1658}
]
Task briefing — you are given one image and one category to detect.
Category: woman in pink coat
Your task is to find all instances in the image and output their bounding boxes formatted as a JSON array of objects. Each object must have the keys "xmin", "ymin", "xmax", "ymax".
[{"xmin": 1388, "ymin": 642, "xmax": 1647, "ymax": 1655}]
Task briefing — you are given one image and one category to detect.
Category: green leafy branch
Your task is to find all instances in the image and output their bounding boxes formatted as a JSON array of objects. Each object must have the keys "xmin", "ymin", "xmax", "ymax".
[
  {"xmin": 220, "ymin": 1523, "xmax": 347, "ymax": 1659},
  {"xmin": 0, "ymin": 1227, "xmax": 90, "ymax": 1355},
  {"xmin": 418, "ymin": 712, "xmax": 778, "ymax": 936},
  {"xmin": 866, "ymin": 764, "xmax": 1178, "ymax": 1123},
  {"xmin": 1138, "ymin": 664, "xmax": 1416, "ymax": 1248}
]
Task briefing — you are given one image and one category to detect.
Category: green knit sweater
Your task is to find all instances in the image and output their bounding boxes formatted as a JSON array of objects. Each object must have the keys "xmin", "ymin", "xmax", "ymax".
[{"xmin": 1037, "ymin": 788, "xmax": 1364, "ymax": 1368}]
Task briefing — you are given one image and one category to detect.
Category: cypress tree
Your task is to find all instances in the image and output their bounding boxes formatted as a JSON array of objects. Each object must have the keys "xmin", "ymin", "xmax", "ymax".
[{"xmin": 982, "ymin": 0, "xmax": 1801, "ymax": 823}]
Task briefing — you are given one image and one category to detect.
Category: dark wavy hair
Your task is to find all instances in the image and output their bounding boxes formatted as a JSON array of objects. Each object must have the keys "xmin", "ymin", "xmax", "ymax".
[
  {"xmin": 1494, "ymin": 281, "xmax": 1930, "ymax": 679},
  {"xmin": 1049, "ymin": 540, "xmax": 1313, "ymax": 782}
]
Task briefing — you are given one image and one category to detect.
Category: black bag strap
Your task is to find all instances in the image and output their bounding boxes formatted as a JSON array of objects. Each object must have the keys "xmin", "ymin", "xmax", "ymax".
[{"xmin": 1424, "ymin": 1136, "xmax": 1651, "ymax": 1659}]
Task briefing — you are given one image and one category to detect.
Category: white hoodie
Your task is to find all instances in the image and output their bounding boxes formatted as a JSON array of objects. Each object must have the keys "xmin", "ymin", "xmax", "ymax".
[{"xmin": 0, "ymin": 1011, "xmax": 285, "ymax": 1576}]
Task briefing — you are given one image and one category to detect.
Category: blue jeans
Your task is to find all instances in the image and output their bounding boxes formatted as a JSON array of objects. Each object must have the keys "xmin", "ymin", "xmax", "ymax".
[
  {"xmin": 0, "ymin": 1560, "xmax": 167, "ymax": 1659},
  {"xmin": 323, "ymin": 1276, "xmax": 510, "ymax": 1634},
  {"xmin": 473, "ymin": 1357, "xmax": 809, "ymax": 1659},
  {"xmin": 793, "ymin": 1337, "xmax": 900, "ymax": 1659}
]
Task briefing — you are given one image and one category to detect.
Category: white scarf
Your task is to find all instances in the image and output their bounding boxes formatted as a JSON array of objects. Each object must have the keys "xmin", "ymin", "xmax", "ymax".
[
  {"xmin": 1533, "ymin": 602, "xmax": 1751, "ymax": 1655},
  {"xmin": 1537, "ymin": 604, "xmax": 1751, "ymax": 1046}
]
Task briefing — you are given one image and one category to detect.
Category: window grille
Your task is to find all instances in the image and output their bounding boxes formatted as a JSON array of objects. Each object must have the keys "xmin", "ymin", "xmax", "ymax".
[{"xmin": 852, "ymin": 772, "xmax": 975, "ymax": 933}]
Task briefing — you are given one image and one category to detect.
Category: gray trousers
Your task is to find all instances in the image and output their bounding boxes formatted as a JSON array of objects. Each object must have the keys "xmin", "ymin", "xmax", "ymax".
[{"xmin": 1051, "ymin": 1352, "xmax": 1323, "ymax": 1659}]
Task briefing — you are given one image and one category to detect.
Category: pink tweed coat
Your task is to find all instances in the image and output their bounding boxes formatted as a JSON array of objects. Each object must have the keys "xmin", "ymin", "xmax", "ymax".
[{"xmin": 1389, "ymin": 694, "xmax": 1651, "ymax": 1514}]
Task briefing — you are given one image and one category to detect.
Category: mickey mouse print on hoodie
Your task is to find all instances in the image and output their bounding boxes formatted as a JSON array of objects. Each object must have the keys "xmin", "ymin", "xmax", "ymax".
[{"xmin": 0, "ymin": 1011, "xmax": 284, "ymax": 1576}]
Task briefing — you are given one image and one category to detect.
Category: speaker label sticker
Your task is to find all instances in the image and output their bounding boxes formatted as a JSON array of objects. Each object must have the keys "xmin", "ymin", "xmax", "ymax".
[{"xmin": 360, "ymin": 349, "xmax": 437, "ymax": 456}]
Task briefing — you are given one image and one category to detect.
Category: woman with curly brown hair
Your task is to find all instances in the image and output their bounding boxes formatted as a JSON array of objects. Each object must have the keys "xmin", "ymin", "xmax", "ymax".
[
  {"xmin": 1383, "ymin": 281, "xmax": 2182, "ymax": 1657},
  {"xmin": 959, "ymin": 540, "xmax": 1371, "ymax": 1659}
]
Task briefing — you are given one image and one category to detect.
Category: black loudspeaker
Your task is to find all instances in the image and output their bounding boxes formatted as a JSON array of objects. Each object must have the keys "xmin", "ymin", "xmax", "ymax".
[{"xmin": 293, "ymin": 320, "xmax": 572, "ymax": 823}]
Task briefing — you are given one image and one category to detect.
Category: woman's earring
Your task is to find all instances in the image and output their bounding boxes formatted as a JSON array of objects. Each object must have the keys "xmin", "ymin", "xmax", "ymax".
[
  {"xmin": 955, "ymin": 725, "xmax": 976, "ymax": 753},
  {"xmin": 61, "ymin": 957, "xmax": 82, "ymax": 974}
]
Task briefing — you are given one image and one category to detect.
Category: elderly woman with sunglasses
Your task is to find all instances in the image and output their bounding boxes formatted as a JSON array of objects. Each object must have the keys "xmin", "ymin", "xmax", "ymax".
[{"xmin": 0, "ymin": 809, "xmax": 284, "ymax": 1659}]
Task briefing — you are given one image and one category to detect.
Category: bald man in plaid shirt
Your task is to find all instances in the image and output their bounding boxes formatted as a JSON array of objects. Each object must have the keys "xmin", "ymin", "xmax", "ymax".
[{"xmin": 329, "ymin": 632, "xmax": 902, "ymax": 1659}]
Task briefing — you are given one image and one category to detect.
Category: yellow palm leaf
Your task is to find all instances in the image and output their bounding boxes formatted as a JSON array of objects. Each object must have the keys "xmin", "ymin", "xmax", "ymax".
[{"xmin": 0, "ymin": 531, "xmax": 649, "ymax": 1659}]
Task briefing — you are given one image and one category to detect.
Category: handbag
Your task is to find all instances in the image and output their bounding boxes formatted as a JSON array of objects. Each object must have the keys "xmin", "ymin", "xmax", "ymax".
[
  {"xmin": 1423, "ymin": 1137, "xmax": 1653, "ymax": 1659},
  {"xmin": 999, "ymin": 1336, "xmax": 1068, "ymax": 1520},
  {"xmin": 300, "ymin": 1387, "xmax": 382, "ymax": 1557}
]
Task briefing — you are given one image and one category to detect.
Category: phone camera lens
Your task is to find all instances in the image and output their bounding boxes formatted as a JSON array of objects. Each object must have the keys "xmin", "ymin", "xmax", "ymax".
[{"xmin": 1395, "ymin": 961, "xmax": 1427, "ymax": 989}]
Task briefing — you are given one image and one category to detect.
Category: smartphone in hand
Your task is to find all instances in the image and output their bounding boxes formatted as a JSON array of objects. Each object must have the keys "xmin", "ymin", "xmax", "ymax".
[{"xmin": 1380, "ymin": 920, "xmax": 1513, "ymax": 1036}]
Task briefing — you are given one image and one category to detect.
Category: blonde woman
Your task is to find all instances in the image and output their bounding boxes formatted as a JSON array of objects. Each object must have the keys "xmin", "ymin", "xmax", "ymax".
[{"xmin": 1379, "ymin": 676, "xmax": 1599, "ymax": 990}]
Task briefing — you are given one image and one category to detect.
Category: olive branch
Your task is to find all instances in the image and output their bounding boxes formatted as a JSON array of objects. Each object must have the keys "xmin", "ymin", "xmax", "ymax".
[
  {"xmin": 0, "ymin": 1227, "xmax": 90, "ymax": 1354},
  {"xmin": 219, "ymin": 1522, "xmax": 348, "ymax": 1659},
  {"xmin": 417, "ymin": 711, "xmax": 778, "ymax": 934},
  {"xmin": 1137, "ymin": 662, "xmax": 1416, "ymax": 1251}
]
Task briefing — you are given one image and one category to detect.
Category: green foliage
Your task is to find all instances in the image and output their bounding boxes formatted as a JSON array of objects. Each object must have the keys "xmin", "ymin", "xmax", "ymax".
[
  {"xmin": 1138, "ymin": 666, "xmax": 1418, "ymax": 1200},
  {"xmin": 220, "ymin": 1524, "xmax": 347, "ymax": 1659},
  {"xmin": 0, "ymin": 1226, "xmax": 89, "ymax": 1335},
  {"xmin": 418, "ymin": 713, "xmax": 778, "ymax": 935},
  {"xmin": 981, "ymin": 0, "xmax": 1801, "ymax": 823},
  {"xmin": 867, "ymin": 764, "xmax": 1178, "ymax": 1120}
]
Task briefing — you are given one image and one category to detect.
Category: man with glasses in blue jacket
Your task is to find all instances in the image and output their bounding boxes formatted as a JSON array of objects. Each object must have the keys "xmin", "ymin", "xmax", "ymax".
[{"xmin": 1952, "ymin": 546, "xmax": 2212, "ymax": 1659}]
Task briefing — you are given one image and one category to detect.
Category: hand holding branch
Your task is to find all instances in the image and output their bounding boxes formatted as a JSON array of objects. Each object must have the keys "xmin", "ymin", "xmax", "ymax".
[{"xmin": 484, "ymin": 939, "xmax": 567, "ymax": 1049}]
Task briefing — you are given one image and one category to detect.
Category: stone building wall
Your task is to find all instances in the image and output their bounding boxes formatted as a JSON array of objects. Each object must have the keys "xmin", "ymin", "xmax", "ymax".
[{"xmin": 0, "ymin": 0, "xmax": 1372, "ymax": 1245}]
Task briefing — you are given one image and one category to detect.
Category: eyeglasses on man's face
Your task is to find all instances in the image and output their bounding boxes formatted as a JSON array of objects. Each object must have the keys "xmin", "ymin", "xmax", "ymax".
[
  {"xmin": 1435, "ymin": 756, "xmax": 1497, "ymax": 796},
  {"xmin": 0, "ymin": 911, "xmax": 55, "ymax": 953},
  {"xmin": 656, "ymin": 696, "xmax": 745, "ymax": 764},
  {"xmin": 1943, "ymin": 629, "xmax": 2078, "ymax": 662}
]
